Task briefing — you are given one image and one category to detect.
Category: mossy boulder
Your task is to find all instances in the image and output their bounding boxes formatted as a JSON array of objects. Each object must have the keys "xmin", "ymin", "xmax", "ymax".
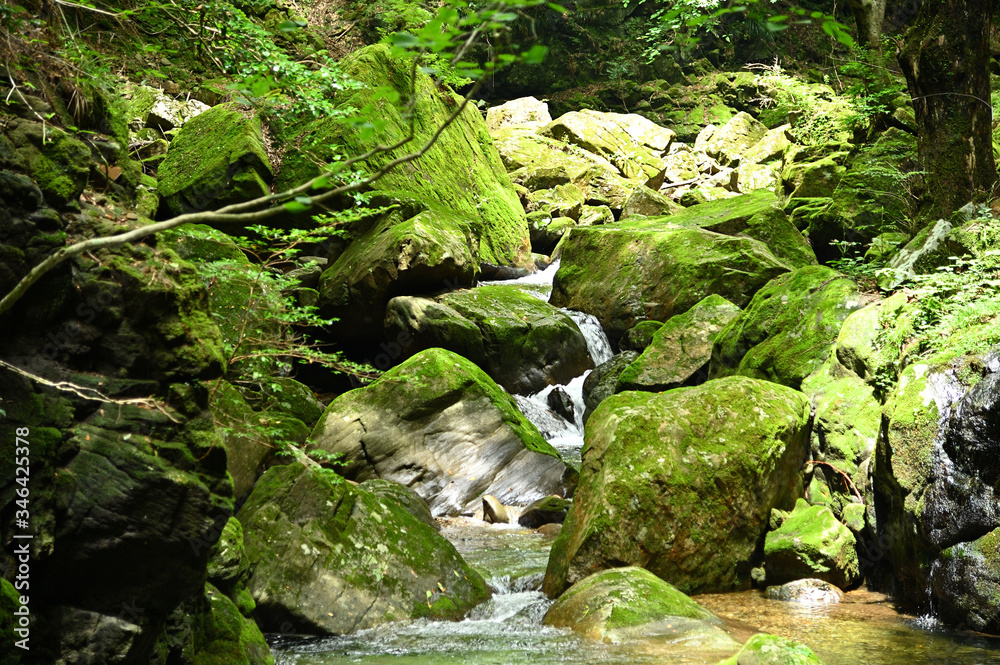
[
  {"xmin": 385, "ymin": 285, "xmax": 593, "ymax": 394},
  {"xmin": 158, "ymin": 224, "xmax": 247, "ymax": 263},
  {"xmin": 877, "ymin": 219, "xmax": 955, "ymax": 290},
  {"xmin": 529, "ymin": 184, "xmax": 586, "ymax": 220},
  {"xmin": 318, "ymin": 208, "xmax": 478, "ymax": 343},
  {"xmin": 157, "ymin": 104, "xmax": 272, "ymax": 216},
  {"xmin": 186, "ymin": 583, "xmax": 273, "ymax": 665},
  {"xmin": 207, "ymin": 518, "xmax": 250, "ymax": 598},
  {"xmin": 710, "ymin": 266, "xmax": 863, "ymax": 390},
  {"xmin": 620, "ymin": 321, "xmax": 663, "ymax": 352},
  {"xmin": 764, "ymin": 499, "xmax": 860, "ymax": 589},
  {"xmin": 582, "ymin": 351, "xmax": 639, "ymax": 423},
  {"xmin": 5, "ymin": 120, "xmax": 90, "ymax": 206},
  {"xmin": 518, "ymin": 496, "xmax": 572, "ymax": 528},
  {"xmin": 616, "ymin": 294, "xmax": 741, "ymax": 393},
  {"xmin": 310, "ymin": 349, "xmax": 575, "ymax": 516},
  {"xmin": 800, "ymin": 357, "xmax": 880, "ymax": 491},
  {"xmin": 875, "ymin": 345, "xmax": 1000, "ymax": 619},
  {"xmin": 696, "ymin": 112, "xmax": 767, "ymax": 167},
  {"xmin": 528, "ymin": 215, "xmax": 577, "ymax": 254},
  {"xmin": 485, "ymin": 96, "xmax": 552, "ymax": 131},
  {"xmin": 360, "ymin": 479, "xmax": 437, "ymax": 531},
  {"xmin": 543, "ymin": 376, "xmax": 810, "ymax": 597},
  {"xmin": 715, "ymin": 633, "xmax": 825, "ymax": 665},
  {"xmin": 543, "ymin": 567, "xmax": 738, "ymax": 652},
  {"xmin": 933, "ymin": 528, "xmax": 1000, "ymax": 633},
  {"xmin": 206, "ymin": 381, "xmax": 283, "ymax": 503},
  {"xmin": 493, "ymin": 127, "xmax": 634, "ymax": 211},
  {"xmin": 620, "ymin": 186, "xmax": 684, "ymax": 219},
  {"xmin": 623, "ymin": 190, "xmax": 816, "ymax": 269},
  {"xmin": 550, "ymin": 224, "xmax": 790, "ymax": 343},
  {"xmin": 238, "ymin": 463, "xmax": 489, "ymax": 634},
  {"xmin": 275, "ymin": 44, "xmax": 530, "ymax": 267},
  {"xmin": 539, "ymin": 110, "xmax": 674, "ymax": 180}
]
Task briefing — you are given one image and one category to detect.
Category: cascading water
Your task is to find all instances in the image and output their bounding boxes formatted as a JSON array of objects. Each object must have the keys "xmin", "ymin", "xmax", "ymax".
[{"xmin": 480, "ymin": 261, "xmax": 613, "ymax": 465}]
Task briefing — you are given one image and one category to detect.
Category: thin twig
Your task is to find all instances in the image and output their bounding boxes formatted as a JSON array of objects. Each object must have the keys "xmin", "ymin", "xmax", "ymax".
[
  {"xmin": 53, "ymin": 0, "xmax": 121, "ymax": 18},
  {"xmin": 0, "ymin": 359, "xmax": 181, "ymax": 422}
]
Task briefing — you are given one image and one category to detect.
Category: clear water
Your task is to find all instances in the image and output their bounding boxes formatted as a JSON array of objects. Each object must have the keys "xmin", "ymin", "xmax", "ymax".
[{"xmin": 270, "ymin": 521, "xmax": 1000, "ymax": 665}]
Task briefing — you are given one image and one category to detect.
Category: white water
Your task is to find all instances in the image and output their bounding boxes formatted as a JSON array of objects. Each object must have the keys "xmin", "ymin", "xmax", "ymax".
[{"xmin": 479, "ymin": 260, "xmax": 614, "ymax": 464}]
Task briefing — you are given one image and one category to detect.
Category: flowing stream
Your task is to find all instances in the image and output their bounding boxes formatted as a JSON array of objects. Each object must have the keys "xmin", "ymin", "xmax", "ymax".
[{"xmin": 271, "ymin": 264, "xmax": 1000, "ymax": 665}]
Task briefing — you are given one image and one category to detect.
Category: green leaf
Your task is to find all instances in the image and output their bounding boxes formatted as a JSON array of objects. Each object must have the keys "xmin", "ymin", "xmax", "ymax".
[
  {"xmin": 547, "ymin": 2, "xmax": 568, "ymax": 12},
  {"xmin": 522, "ymin": 44, "xmax": 548, "ymax": 64},
  {"xmin": 276, "ymin": 19, "xmax": 307, "ymax": 32},
  {"xmin": 283, "ymin": 196, "xmax": 313, "ymax": 213}
]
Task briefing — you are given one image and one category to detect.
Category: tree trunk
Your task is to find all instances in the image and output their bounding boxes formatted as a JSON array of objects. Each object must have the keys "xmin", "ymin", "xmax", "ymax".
[
  {"xmin": 847, "ymin": 0, "xmax": 887, "ymax": 51},
  {"xmin": 898, "ymin": 0, "xmax": 997, "ymax": 218}
]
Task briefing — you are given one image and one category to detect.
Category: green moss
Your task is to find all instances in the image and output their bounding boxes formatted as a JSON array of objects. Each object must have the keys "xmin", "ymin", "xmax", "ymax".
[
  {"xmin": 543, "ymin": 376, "xmax": 810, "ymax": 597},
  {"xmin": 764, "ymin": 498, "xmax": 860, "ymax": 588},
  {"xmin": 9, "ymin": 122, "xmax": 90, "ymax": 206},
  {"xmin": 276, "ymin": 44, "xmax": 529, "ymax": 267},
  {"xmin": 159, "ymin": 225, "xmax": 249, "ymax": 263},
  {"xmin": 187, "ymin": 584, "xmax": 274, "ymax": 665},
  {"xmin": 1, "ymin": 579, "xmax": 23, "ymax": 665},
  {"xmin": 710, "ymin": 265, "xmax": 863, "ymax": 390},
  {"xmin": 717, "ymin": 633, "xmax": 825, "ymax": 665},
  {"xmin": 157, "ymin": 103, "xmax": 272, "ymax": 216}
]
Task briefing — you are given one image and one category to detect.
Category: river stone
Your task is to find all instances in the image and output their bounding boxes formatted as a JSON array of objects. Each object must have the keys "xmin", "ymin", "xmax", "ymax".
[
  {"xmin": 157, "ymin": 103, "xmax": 272, "ymax": 216},
  {"xmin": 543, "ymin": 567, "xmax": 737, "ymax": 650},
  {"xmin": 310, "ymin": 348, "xmax": 575, "ymax": 516},
  {"xmin": 620, "ymin": 321, "xmax": 664, "ymax": 352},
  {"xmin": 551, "ymin": 224, "xmax": 790, "ymax": 343},
  {"xmin": 765, "ymin": 578, "xmax": 845, "ymax": 604},
  {"xmin": 318, "ymin": 208, "xmax": 478, "ymax": 343},
  {"xmin": 543, "ymin": 376, "xmax": 810, "ymax": 597},
  {"xmin": 764, "ymin": 499, "xmax": 860, "ymax": 589},
  {"xmin": 482, "ymin": 495, "xmax": 511, "ymax": 524},
  {"xmin": 620, "ymin": 186, "xmax": 684, "ymax": 219},
  {"xmin": 717, "ymin": 633, "xmax": 825, "ymax": 665},
  {"xmin": 710, "ymin": 266, "xmax": 863, "ymax": 390},
  {"xmin": 239, "ymin": 463, "xmax": 490, "ymax": 634},
  {"xmin": 616, "ymin": 294, "xmax": 741, "ymax": 393},
  {"xmin": 486, "ymin": 96, "xmax": 552, "ymax": 132},
  {"xmin": 518, "ymin": 496, "xmax": 572, "ymax": 528},
  {"xmin": 582, "ymin": 352, "xmax": 639, "ymax": 423},
  {"xmin": 275, "ymin": 44, "xmax": 530, "ymax": 268}
]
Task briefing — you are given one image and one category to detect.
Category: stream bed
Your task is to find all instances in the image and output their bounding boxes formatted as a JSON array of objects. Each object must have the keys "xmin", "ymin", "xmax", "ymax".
[{"xmin": 270, "ymin": 520, "xmax": 1000, "ymax": 665}]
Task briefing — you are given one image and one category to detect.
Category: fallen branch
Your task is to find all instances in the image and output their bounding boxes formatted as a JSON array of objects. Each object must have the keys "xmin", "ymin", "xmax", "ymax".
[
  {"xmin": 0, "ymin": 359, "xmax": 181, "ymax": 422},
  {"xmin": 806, "ymin": 460, "xmax": 864, "ymax": 503}
]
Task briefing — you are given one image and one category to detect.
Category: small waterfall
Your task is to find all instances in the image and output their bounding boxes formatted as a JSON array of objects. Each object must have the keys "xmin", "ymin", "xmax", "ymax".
[
  {"xmin": 563, "ymin": 309, "xmax": 613, "ymax": 366},
  {"xmin": 476, "ymin": 260, "xmax": 613, "ymax": 463}
]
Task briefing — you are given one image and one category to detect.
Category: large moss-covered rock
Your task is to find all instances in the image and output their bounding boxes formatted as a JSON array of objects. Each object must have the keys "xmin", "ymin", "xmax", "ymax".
[
  {"xmin": 485, "ymin": 96, "xmax": 552, "ymax": 131},
  {"xmin": 620, "ymin": 186, "xmax": 684, "ymax": 219},
  {"xmin": 582, "ymin": 351, "xmax": 639, "ymax": 423},
  {"xmin": 238, "ymin": 463, "xmax": 490, "ymax": 634},
  {"xmin": 5, "ymin": 120, "xmax": 90, "ymax": 206},
  {"xmin": 696, "ymin": 112, "xmax": 767, "ymax": 167},
  {"xmin": 310, "ymin": 349, "xmax": 574, "ymax": 515},
  {"xmin": 616, "ymin": 294, "xmax": 741, "ymax": 393},
  {"xmin": 764, "ymin": 499, "xmax": 860, "ymax": 588},
  {"xmin": 158, "ymin": 104, "xmax": 272, "ymax": 216},
  {"xmin": 317, "ymin": 208, "xmax": 478, "ymax": 343},
  {"xmin": 710, "ymin": 266, "xmax": 863, "ymax": 390},
  {"xmin": 276, "ymin": 44, "xmax": 530, "ymax": 267},
  {"xmin": 539, "ymin": 110, "xmax": 674, "ymax": 180},
  {"xmin": 492, "ymin": 127, "xmax": 634, "ymax": 210},
  {"xmin": 543, "ymin": 567, "xmax": 738, "ymax": 652},
  {"xmin": 716, "ymin": 633, "xmax": 825, "ymax": 665},
  {"xmin": 543, "ymin": 376, "xmax": 810, "ymax": 597},
  {"xmin": 385, "ymin": 286, "xmax": 593, "ymax": 394},
  {"xmin": 551, "ymin": 224, "xmax": 790, "ymax": 342},
  {"xmin": 933, "ymin": 528, "xmax": 1000, "ymax": 633},
  {"xmin": 875, "ymin": 345, "xmax": 1000, "ymax": 624},
  {"xmin": 877, "ymin": 219, "xmax": 954, "ymax": 290}
]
